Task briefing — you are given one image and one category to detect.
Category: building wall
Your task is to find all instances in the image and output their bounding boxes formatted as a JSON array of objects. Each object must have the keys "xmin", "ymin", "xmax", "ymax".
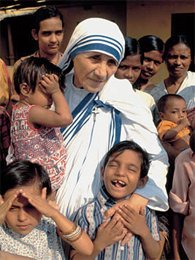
[{"xmin": 1, "ymin": 0, "xmax": 194, "ymax": 83}]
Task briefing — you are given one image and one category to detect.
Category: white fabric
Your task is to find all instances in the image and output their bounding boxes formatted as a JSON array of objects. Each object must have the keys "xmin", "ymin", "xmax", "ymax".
[
  {"xmin": 58, "ymin": 18, "xmax": 125, "ymax": 72},
  {"xmin": 56, "ymin": 74, "xmax": 169, "ymax": 220},
  {"xmin": 135, "ymin": 89, "xmax": 156, "ymax": 112},
  {"xmin": 150, "ymin": 71, "xmax": 195, "ymax": 109},
  {"xmin": 150, "ymin": 71, "xmax": 195, "ymax": 124}
]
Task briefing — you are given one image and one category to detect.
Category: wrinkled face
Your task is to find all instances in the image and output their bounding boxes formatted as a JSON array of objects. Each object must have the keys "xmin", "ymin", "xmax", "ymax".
[
  {"xmin": 4, "ymin": 184, "xmax": 42, "ymax": 235},
  {"xmin": 72, "ymin": 52, "xmax": 118, "ymax": 93},
  {"xmin": 101, "ymin": 150, "xmax": 145, "ymax": 202},
  {"xmin": 165, "ymin": 43, "xmax": 191, "ymax": 78},
  {"xmin": 160, "ymin": 98, "xmax": 187, "ymax": 124},
  {"xmin": 32, "ymin": 17, "xmax": 64, "ymax": 57},
  {"xmin": 140, "ymin": 50, "xmax": 163, "ymax": 80},
  {"xmin": 115, "ymin": 54, "xmax": 142, "ymax": 84}
]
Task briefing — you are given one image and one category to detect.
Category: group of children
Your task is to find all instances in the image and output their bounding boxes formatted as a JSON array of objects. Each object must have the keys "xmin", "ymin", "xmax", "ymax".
[{"xmin": 0, "ymin": 6, "xmax": 194, "ymax": 260}]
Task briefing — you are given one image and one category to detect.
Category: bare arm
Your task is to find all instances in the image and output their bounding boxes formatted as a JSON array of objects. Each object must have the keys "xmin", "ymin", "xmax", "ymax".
[
  {"xmin": 163, "ymin": 118, "xmax": 190, "ymax": 141},
  {"xmin": 172, "ymin": 212, "xmax": 184, "ymax": 260},
  {"xmin": 21, "ymin": 189, "xmax": 93, "ymax": 256},
  {"xmin": 0, "ymin": 251, "xmax": 35, "ymax": 260},
  {"xmin": 29, "ymin": 74, "xmax": 72, "ymax": 128}
]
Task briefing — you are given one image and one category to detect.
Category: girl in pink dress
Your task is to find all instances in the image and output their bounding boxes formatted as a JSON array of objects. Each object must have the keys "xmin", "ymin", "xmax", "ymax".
[{"xmin": 10, "ymin": 57, "xmax": 72, "ymax": 196}]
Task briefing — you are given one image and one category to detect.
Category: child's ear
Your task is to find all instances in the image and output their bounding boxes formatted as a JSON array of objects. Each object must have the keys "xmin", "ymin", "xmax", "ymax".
[
  {"xmin": 137, "ymin": 176, "xmax": 148, "ymax": 189},
  {"xmin": 100, "ymin": 166, "xmax": 105, "ymax": 181},
  {"xmin": 159, "ymin": 112, "xmax": 164, "ymax": 120},
  {"xmin": 20, "ymin": 83, "xmax": 31, "ymax": 96},
  {"xmin": 31, "ymin": 29, "xmax": 38, "ymax": 41}
]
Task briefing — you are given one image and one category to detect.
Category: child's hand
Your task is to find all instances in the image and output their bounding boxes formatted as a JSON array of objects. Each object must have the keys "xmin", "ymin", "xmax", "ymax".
[
  {"xmin": 0, "ymin": 192, "xmax": 18, "ymax": 225},
  {"xmin": 117, "ymin": 205, "xmax": 148, "ymax": 237},
  {"xmin": 94, "ymin": 212, "xmax": 127, "ymax": 252},
  {"xmin": 20, "ymin": 188, "xmax": 58, "ymax": 218},
  {"xmin": 179, "ymin": 117, "xmax": 190, "ymax": 128},
  {"xmin": 39, "ymin": 74, "xmax": 60, "ymax": 96}
]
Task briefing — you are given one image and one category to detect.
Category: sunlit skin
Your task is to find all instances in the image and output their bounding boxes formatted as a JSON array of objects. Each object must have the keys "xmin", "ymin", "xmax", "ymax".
[
  {"xmin": 4, "ymin": 185, "xmax": 42, "ymax": 235},
  {"xmin": 165, "ymin": 43, "xmax": 191, "ymax": 79},
  {"xmin": 140, "ymin": 50, "xmax": 163, "ymax": 80},
  {"xmin": 72, "ymin": 52, "xmax": 118, "ymax": 93},
  {"xmin": 115, "ymin": 54, "xmax": 142, "ymax": 84},
  {"xmin": 159, "ymin": 98, "xmax": 188, "ymax": 124},
  {"xmin": 101, "ymin": 150, "xmax": 146, "ymax": 202},
  {"xmin": 31, "ymin": 17, "xmax": 64, "ymax": 62}
]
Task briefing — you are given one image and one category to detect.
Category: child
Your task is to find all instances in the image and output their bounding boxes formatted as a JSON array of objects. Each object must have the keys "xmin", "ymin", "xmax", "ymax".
[
  {"xmin": 169, "ymin": 130, "xmax": 195, "ymax": 259},
  {"xmin": 115, "ymin": 37, "xmax": 156, "ymax": 113},
  {"xmin": 70, "ymin": 140, "xmax": 161, "ymax": 260},
  {"xmin": 0, "ymin": 159, "xmax": 93, "ymax": 259},
  {"xmin": 157, "ymin": 94, "xmax": 191, "ymax": 152},
  {"xmin": 12, "ymin": 6, "xmax": 64, "ymax": 104},
  {"xmin": 10, "ymin": 56, "xmax": 72, "ymax": 195}
]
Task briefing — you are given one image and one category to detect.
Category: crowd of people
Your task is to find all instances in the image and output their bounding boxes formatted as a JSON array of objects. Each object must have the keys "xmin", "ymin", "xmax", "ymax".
[{"xmin": 0, "ymin": 5, "xmax": 194, "ymax": 260}]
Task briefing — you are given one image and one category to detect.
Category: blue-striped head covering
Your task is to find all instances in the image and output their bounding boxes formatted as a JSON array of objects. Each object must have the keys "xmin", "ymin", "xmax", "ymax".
[{"xmin": 58, "ymin": 18, "xmax": 125, "ymax": 73}]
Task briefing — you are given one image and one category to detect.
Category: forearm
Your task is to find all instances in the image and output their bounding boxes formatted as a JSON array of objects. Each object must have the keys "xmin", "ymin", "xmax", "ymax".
[
  {"xmin": 163, "ymin": 125, "xmax": 185, "ymax": 141},
  {"xmin": 172, "ymin": 213, "xmax": 184, "ymax": 260},
  {"xmin": 52, "ymin": 90, "xmax": 72, "ymax": 125},
  {"xmin": 140, "ymin": 228, "xmax": 161, "ymax": 260},
  {"xmin": 51, "ymin": 211, "xmax": 93, "ymax": 255},
  {"xmin": 70, "ymin": 239, "xmax": 103, "ymax": 260},
  {"xmin": 0, "ymin": 251, "xmax": 35, "ymax": 260}
]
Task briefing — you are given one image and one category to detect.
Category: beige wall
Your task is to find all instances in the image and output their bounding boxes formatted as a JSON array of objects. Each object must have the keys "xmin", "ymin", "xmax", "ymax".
[
  {"xmin": 126, "ymin": 0, "xmax": 195, "ymax": 84},
  {"xmin": 58, "ymin": 3, "xmax": 126, "ymax": 53}
]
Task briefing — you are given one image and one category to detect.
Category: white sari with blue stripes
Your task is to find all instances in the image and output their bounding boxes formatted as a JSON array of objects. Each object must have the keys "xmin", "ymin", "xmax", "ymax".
[{"xmin": 56, "ymin": 74, "xmax": 169, "ymax": 220}]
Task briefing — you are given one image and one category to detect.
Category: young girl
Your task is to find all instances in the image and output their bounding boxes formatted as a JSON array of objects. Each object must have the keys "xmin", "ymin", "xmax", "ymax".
[
  {"xmin": 169, "ymin": 130, "xmax": 195, "ymax": 259},
  {"xmin": 115, "ymin": 36, "xmax": 156, "ymax": 112},
  {"xmin": 10, "ymin": 57, "xmax": 72, "ymax": 194},
  {"xmin": 0, "ymin": 160, "xmax": 93, "ymax": 259},
  {"xmin": 133, "ymin": 35, "xmax": 165, "ymax": 92}
]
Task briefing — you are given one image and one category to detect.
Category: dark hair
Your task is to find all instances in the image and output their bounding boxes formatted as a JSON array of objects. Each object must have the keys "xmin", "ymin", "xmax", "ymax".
[
  {"xmin": 190, "ymin": 130, "xmax": 195, "ymax": 153},
  {"xmin": 0, "ymin": 160, "xmax": 52, "ymax": 196},
  {"xmin": 32, "ymin": 6, "xmax": 64, "ymax": 33},
  {"xmin": 164, "ymin": 35, "xmax": 191, "ymax": 59},
  {"xmin": 103, "ymin": 140, "xmax": 149, "ymax": 178},
  {"xmin": 124, "ymin": 37, "xmax": 140, "ymax": 57},
  {"xmin": 14, "ymin": 57, "xmax": 65, "ymax": 94},
  {"xmin": 157, "ymin": 94, "xmax": 186, "ymax": 113},
  {"xmin": 139, "ymin": 35, "xmax": 165, "ymax": 58}
]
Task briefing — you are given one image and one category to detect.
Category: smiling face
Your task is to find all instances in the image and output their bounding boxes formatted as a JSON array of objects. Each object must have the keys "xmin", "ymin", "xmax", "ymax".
[
  {"xmin": 32, "ymin": 17, "xmax": 64, "ymax": 58},
  {"xmin": 101, "ymin": 149, "xmax": 146, "ymax": 202},
  {"xmin": 115, "ymin": 54, "xmax": 142, "ymax": 84},
  {"xmin": 140, "ymin": 50, "xmax": 163, "ymax": 80},
  {"xmin": 159, "ymin": 97, "xmax": 187, "ymax": 124},
  {"xmin": 4, "ymin": 184, "xmax": 42, "ymax": 235},
  {"xmin": 165, "ymin": 43, "xmax": 191, "ymax": 79},
  {"xmin": 72, "ymin": 52, "xmax": 118, "ymax": 93}
]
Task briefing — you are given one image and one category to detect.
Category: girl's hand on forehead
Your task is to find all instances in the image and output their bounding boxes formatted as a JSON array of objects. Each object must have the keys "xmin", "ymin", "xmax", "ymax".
[
  {"xmin": 20, "ymin": 188, "xmax": 58, "ymax": 218},
  {"xmin": 0, "ymin": 191, "xmax": 19, "ymax": 225},
  {"xmin": 39, "ymin": 74, "xmax": 60, "ymax": 96}
]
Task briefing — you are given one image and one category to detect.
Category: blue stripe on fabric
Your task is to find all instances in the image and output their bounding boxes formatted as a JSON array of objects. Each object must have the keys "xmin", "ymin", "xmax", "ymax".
[
  {"xmin": 70, "ymin": 38, "xmax": 123, "ymax": 57},
  {"xmin": 68, "ymin": 34, "xmax": 123, "ymax": 55},
  {"xmin": 60, "ymin": 93, "xmax": 97, "ymax": 144},
  {"xmin": 70, "ymin": 43, "xmax": 121, "ymax": 62}
]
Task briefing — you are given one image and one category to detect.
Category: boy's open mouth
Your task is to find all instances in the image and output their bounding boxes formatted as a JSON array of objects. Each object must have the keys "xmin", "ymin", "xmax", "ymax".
[{"xmin": 112, "ymin": 180, "xmax": 126, "ymax": 188}]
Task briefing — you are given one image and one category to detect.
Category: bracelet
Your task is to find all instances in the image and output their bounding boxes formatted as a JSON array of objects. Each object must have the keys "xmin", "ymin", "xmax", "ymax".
[
  {"xmin": 59, "ymin": 222, "xmax": 77, "ymax": 236},
  {"xmin": 68, "ymin": 229, "xmax": 83, "ymax": 243},
  {"xmin": 62, "ymin": 225, "xmax": 81, "ymax": 239}
]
